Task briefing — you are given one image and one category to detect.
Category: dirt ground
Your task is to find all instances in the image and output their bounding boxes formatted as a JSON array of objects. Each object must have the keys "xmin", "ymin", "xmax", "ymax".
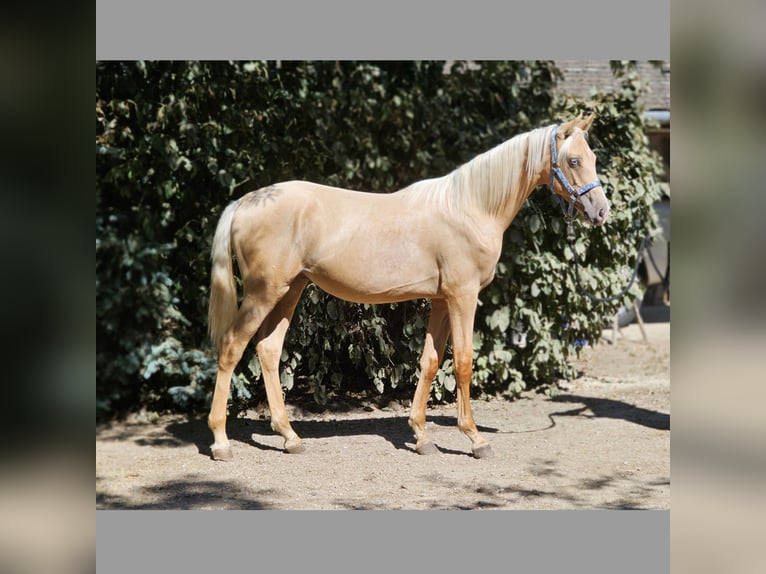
[{"xmin": 96, "ymin": 320, "xmax": 669, "ymax": 510}]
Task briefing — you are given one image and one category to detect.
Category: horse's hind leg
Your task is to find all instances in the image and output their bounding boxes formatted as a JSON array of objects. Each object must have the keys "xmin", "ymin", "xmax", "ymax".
[
  {"xmin": 255, "ymin": 277, "xmax": 309, "ymax": 454},
  {"xmin": 208, "ymin": 289, "xmax": 286, "ymax": 461},
  {"xmin": 208, "ymin": 299, "xmax": 263, "ymax": 460},
  {"xmin": 409, "ymin": 299, "xmax": 450, "ymax": 455}
]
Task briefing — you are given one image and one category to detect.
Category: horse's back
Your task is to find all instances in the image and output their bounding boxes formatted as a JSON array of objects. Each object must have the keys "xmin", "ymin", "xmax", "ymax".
[
  {"xmin": 237, "ymin": 180, "xmax": 424, "ymax": 233},
  {"xmin": 229, "ymin": 180, "xmax": 444, "ymax": 303}
]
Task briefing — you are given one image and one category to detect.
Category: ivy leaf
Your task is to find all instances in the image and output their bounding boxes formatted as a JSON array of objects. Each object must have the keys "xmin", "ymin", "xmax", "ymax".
[
  {"xmin": 487, "ymin": 306, "xmax": 511, "ymax": 332},
  {"xmin": 280, "ymin": 370, "xmax": 294, "ymax": 390},
  {"xmin": 528, "ymin": 214, "xmax": 541, "ymax": 234},
  {"xmin": 248, "ymin": 355, "xmax": 261, "ymax": 379}
]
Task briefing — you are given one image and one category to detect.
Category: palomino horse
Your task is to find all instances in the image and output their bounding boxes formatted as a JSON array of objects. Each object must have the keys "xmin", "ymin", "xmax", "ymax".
[{"xmin": 207, "ymin": 114, "xmax": 609, "ymax": 461}]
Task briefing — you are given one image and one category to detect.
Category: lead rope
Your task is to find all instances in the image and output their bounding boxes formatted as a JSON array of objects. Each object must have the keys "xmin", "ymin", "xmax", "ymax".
[{"xmin": 567, "ymin": 220, "xmax": 652, "ymax": 304}]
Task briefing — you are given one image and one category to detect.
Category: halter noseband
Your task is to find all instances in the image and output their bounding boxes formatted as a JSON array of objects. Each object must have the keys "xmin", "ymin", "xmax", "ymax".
[{"xmin": 550, "ymin": 125, "xmax": 602, "ymax": 219}]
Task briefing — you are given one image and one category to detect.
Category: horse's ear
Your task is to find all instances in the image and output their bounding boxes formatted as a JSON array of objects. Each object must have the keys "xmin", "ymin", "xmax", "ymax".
[
  {"xmin": 577, "ymin": 113, "xmax": 596, "ymax": 132},
  {"xmin": 557, "ymin": 117, "xmax": 579, "ymax": 139},
  {"xmin": 559, "ymin": 113, "xmax": 595, "ymax": 139}
]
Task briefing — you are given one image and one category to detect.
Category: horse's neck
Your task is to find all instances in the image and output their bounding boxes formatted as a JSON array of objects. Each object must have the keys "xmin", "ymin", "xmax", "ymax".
[
  {"xmin": 402, "ymin": 128, "xmax": 552, "ymax": 231},
  {"xmin": 495, "ymin": 171, "xmax": 545, "ymax": 231},
  {"xmin": 482, "ymin": 130, "xmax": 551, "ymax": 231}
]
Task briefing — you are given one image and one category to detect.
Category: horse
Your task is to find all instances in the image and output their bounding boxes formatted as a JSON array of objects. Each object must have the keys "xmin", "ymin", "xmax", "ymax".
[{"xmin": 206, "ymin": 113, "xmax": 609, "ymax": 461}]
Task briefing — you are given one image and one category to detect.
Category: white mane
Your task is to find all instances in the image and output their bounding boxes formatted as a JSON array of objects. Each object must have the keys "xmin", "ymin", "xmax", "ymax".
[{"xmin": 401, "ymin": 124, "xmax": 556, "ymax": 217}]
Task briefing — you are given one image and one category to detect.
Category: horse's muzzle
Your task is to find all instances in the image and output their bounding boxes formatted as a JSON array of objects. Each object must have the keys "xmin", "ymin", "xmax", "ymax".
[{"xmin": 591, "ymin": 207, "xmax": 609, "ymax": 225}]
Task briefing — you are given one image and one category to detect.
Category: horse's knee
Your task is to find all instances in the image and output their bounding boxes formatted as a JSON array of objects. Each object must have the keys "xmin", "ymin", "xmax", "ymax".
[
  {"xmin": 217, "ymin": 331, "xmax": 247, "ymax": 370},
  {"xmin": 452, "ymin": 352, "xmax": 473, "ymax": 382},
  {"xmin": 256, "ymin": 338, "xmax": 281, "ymax": 372},
  {"xmin": 420, "ymin": 347, "xmax": 439, "ymax": 379}
]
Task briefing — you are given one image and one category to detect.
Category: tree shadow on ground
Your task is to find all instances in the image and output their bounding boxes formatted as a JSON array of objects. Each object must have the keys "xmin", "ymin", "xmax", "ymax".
[
  {"xmin": 164, "ymin": 414, "xmax": 498, "ymax": 459},
  {"xmin": 96, "ymin": 476, "xmax": 275, "ymax": 509},
  {"xmin": 331, "ymin": 463, "xmax": 669, "ymax": 510},
  {"xmin": 550, "ymin": 394, "xmax": 670, "ymax": 430}
]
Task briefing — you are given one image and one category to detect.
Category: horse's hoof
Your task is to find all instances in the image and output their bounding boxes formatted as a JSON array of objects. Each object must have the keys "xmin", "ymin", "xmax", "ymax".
[
  {"xmin": 211, "ymin": 446, "xmax": 234, "ymax": 461},
  {"xmin": 472, "ymin": 444, "xmax": 492, "ymax": 459},
  {"xmin": 285, "ymin": 439, "xmax": 305, "ymax": 454},
  {"xmin": 415, "ymin": 441, "xmax": 439, "ymax": 455}
]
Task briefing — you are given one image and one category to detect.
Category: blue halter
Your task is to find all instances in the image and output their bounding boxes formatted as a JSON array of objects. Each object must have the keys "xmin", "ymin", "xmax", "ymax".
[{"xmin": 549, "ymin": 126, "xmax": 602, "ymax": 219}]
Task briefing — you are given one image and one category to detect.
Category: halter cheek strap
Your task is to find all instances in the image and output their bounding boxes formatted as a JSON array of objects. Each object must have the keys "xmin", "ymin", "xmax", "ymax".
[{"xmin": 550, "ymin": 126, "xmax": 602, "ymax": 219}]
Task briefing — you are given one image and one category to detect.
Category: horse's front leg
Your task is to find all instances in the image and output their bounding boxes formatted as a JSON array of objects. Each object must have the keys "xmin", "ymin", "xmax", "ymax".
[
  {"xmin": 409, "ymin": 299, "xmax": 450, "ymax": 454},
  {"xmin": 447, "ymin": 292, "xmax": 492, "ymax": 459}
]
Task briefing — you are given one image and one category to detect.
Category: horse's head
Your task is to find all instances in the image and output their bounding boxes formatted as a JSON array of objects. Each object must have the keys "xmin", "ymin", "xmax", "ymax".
[{"xmin": 550, "ymin": 114, "xmax": 610, "ymax": 226}]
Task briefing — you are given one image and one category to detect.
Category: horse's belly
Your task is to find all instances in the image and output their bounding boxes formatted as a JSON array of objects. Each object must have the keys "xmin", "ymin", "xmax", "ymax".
[{"xmin": 304, "ymin": 253, "xmax": 440, "ymax": 304}]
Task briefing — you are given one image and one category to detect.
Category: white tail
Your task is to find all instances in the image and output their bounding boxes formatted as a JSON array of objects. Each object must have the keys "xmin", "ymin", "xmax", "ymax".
[{"xmin": 208, "ymin": 200, "xmax": 240, "ymax": 349}]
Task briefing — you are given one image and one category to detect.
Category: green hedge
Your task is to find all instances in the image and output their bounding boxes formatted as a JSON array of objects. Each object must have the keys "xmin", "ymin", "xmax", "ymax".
[{"xmin": 96, "ymin": 61, "xmax": 664, "ymax": 420}]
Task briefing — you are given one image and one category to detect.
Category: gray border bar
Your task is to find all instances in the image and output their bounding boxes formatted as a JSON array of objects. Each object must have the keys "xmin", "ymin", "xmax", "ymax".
[
  {"xmin": 96, "ymin": 0, "xmax": 669, "ymax": 60},
  {"xmin": 97, "ymin": 510, "xmax": 669, "ymax": 573}
]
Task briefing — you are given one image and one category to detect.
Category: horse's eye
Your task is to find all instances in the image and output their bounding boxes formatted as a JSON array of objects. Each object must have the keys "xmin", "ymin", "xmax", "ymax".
[{"xmin": 568, "ymin": 158, "xmax": 580, "ymax": 168}]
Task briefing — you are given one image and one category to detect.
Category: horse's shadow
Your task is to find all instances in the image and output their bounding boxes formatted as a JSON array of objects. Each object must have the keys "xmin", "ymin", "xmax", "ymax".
[
  {"xmin": 550, "ymin": 394, "xmax": 670, "ymax": 431},
  {"xmin": 165, "ymin": 412, "xmax": 498, "ymax": 459}
]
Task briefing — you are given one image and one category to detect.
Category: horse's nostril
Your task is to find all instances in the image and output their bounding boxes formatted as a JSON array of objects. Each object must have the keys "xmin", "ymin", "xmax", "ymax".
[{"xmin": 598, "ymin": 208, "xmax": 605, "ymax": 219}]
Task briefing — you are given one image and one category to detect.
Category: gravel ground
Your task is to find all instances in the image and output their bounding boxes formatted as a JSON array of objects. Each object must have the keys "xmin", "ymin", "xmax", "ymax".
[{"xmin": 96, "ymin": 321, "xmax": 670, "ymax": 510}]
